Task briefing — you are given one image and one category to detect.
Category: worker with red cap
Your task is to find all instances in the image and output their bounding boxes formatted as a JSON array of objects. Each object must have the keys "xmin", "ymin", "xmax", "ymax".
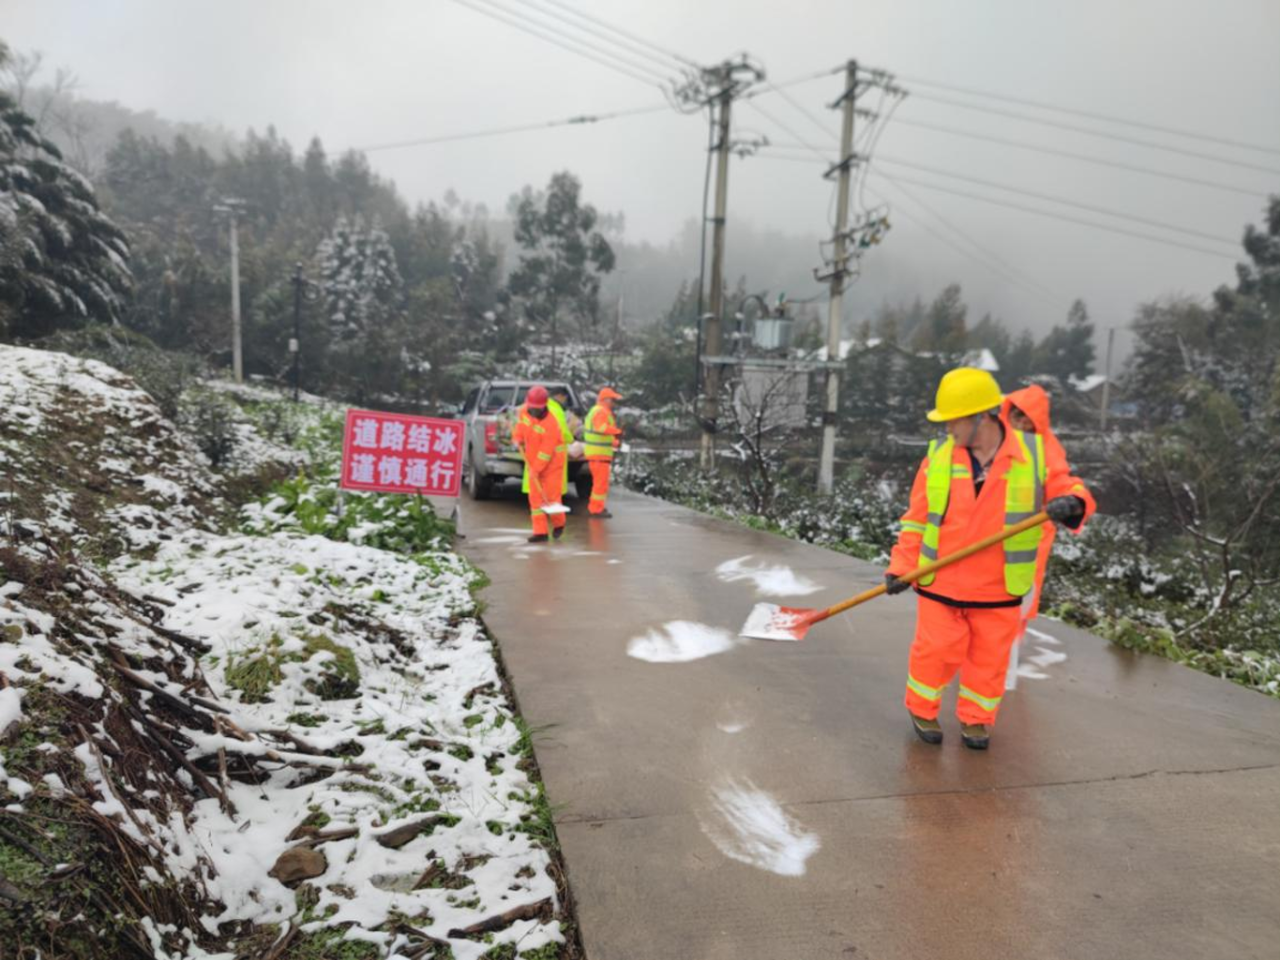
[
  {"xmin": 511, "ymin": 385, "xmax": 567, "ymax": 543},
  {"xmin": 885, "ymin": 368, "xmax": 1096, "ymax": 749},
  {"xmin": 583, "ymin": 387, "xmax": 624, "ymax": 518}
]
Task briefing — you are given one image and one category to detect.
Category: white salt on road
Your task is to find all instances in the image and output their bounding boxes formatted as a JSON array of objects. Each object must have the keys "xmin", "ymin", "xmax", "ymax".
[
  {"xmin": 699, "ymin": 777, "xmax": 821, "ymax": 877},
  {"xmin": 715, "ymin": 555, "xmax": 821, "ymax": 597},
  {"xmin": 627, "ymin": 621, "xmax": 738, "ymax": 663}
]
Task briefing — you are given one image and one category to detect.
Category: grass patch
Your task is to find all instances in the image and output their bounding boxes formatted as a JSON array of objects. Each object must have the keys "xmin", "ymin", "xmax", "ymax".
[{"xmin": 225, "ymin": 631, "xmax": 360, "ymax": 703}]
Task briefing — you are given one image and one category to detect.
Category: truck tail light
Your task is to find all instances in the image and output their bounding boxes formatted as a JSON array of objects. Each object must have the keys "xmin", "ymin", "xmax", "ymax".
[{"xmin": 484, "ymin": 421, "xmax": 499, "ymax": 455}]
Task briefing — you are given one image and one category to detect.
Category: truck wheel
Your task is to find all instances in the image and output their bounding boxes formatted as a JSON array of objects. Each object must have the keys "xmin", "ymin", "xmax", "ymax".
[{"xmin": 467, "ymin": 452, "xmax": 492, "ymax": 500}]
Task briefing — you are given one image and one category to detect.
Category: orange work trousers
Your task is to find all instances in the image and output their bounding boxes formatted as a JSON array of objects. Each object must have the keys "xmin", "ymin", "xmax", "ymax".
[
  {"xmin": 527, "ymin": 468, "xmax": 566, "ymax": 536},
  {"xmin": 904, "ymin": 596, "xmax": 1022, "ymax": 726},
  {"xmin": 587, "ymin": 460, "xmax": 612, "ymax": 514}
]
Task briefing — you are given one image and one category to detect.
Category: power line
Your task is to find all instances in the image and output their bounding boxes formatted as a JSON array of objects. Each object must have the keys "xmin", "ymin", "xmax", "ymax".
[
  {"xmin": 473, "ymin": 0, "xmax": 674, "ymax": 83},
  {"xmin": 740, "ymin": 65, "xmax": 845, "ymax": 100},
  {"xmin": 535, "ymin": 0, "xmax": 699, "ymax": 68},
  {"xmin": 761, "ymin": 145, "xmax": 1242, "ymax": 248},
  {"xmin": 522, "ymin": 0, "xmax": 687, "ymax": 73},
  {"xmin": 909, "ymin": 90, "xmax": 1280, "ymax": 177},
  {"xmin": 865, "ymin": 177, "xmax": 1061, "ymax": 306},
  {"xmin": 897, "ymin": 73, "xmax": 1280, "ymax": 158},
  {"xmin": 888, "ymin": 114, "xmax": 1264, "ymax": 198},
  {"xmin": 855, "ymin": 88, "xmax": 904, "ymax": 215},
  {"xmin": 355, "ymin": 103, "xmax": 670, "ymax": 153},
  {"xmin": 875, "ymin": 154, "xmax": 1240, "ymax": 248},
  {"xmin": 766, "ymin": 81, "xmax": 836, "ymax": 142},
  {"xmin": 450, "ymin": 0, "xmax": 667, "ymax": 88},
  {"xmin": 745, "ymin": 100, "xmax": 830, "ymax": 160},
  {"xmin": 871, "ymin": 170, "xmax": 1242, "ymax": 261}
]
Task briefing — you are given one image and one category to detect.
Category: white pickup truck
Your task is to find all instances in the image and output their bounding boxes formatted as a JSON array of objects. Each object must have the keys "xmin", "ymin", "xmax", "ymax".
[{"xmin": 458, "ymin": 379, "xmax": 594, "ymax": 501}]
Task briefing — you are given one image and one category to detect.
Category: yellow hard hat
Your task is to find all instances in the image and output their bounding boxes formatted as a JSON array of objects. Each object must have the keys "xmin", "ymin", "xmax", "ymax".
[{"xmin": 926, "ymin": 367, "xmax": 1004, "ymax": 422}]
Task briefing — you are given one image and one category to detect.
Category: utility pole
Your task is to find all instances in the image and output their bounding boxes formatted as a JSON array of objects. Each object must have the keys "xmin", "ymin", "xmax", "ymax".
[
  {"xmin": 811, "ymin": 63, "xmax": 902, "ymax": 492},
  {"xmin": 817, "ymin": 60, "xmax": 858, "ymax": 494},
  {"xmin": 701, "ymin": 85, "xmax": 733, "ymax": 471},
  {"xmin": 1100, "ymin": 326, "xmax": 1116, "ymax": 431},
  {"xmin": 215, "ymin": 198, "xmax": 246, "ymax": 383},
  {"xmin": 677, "ymin": 56, "xmax": 765, "ymax": 471}
]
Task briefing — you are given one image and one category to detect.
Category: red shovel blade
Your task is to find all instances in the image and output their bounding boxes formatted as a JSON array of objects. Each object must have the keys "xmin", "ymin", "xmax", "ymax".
[{"xmin": 740, "ymin": 602, "xmax": 826, "ymax": 642}]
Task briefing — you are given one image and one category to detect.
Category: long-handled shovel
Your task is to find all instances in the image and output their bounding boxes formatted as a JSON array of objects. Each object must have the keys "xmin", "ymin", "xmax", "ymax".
[
  {"xmin": 740, "ymin": 511, "xmax": 1050, "ymax": 642},
  {"xmin": 519, "ymin": 445, "xmax": 570, "ymax": 516}
]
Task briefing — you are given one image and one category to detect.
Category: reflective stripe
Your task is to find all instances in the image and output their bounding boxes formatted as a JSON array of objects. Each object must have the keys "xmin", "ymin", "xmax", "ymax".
[
  {"xmin": 533, "ymin": 425, "xmax": 546, "ymax": 434},
  {"xmin": 536, "ymin": 452, "xmax": 552, "ymax": 462},
  {"xmin": 926, "ymin": 512, "xmax": 944, "ymax": 525},
  {"xmin": 1024, "ymin": 431, "xmax": 1044, "ymax": 512},
  {"xmin": 907, "ymin": 675, "xmax": 944, "ymax": 702},
  {"xmin": 1005, "ymin": 549, "xmax": 1039, "ymax": 564},
  {"xmin": 1005, "ymin": 510, "xmax": 1037, "ymax": 524},
  {"xmin": 959, "ymin": 685, "xmax": 1002, "ymax": 711},
  {"xmin": 900, "ymin": 520, "xmax": 927, "ymax": 534},
  {"xmin": 591, "ymin": 494, "xmax": 607, "ymax": 501},
  {"xmin": 920, "ymin": 543, "xmax": 938, "ymax": 560}
]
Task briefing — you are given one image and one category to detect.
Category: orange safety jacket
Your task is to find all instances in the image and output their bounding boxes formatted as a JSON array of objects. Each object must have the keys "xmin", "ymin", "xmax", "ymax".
[
  {"xmin": 1002, "ymin": 385, "xmax": 1066, "ymax": 620},
  {"xmin": 511, "ymin": 404, "xmax": 566, "ymax": 482},
  {"xmin": 583, "ymin": 404, "xmax": 622, "ymax": 462},
  {"xmin": 888, "ymin": 415, "xmax": 1096, "ymax": 605}
]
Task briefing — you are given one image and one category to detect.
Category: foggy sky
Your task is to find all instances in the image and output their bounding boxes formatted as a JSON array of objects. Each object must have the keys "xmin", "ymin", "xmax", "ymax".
[{"xmin": 5, "ymin": 0, "xmax": 1280, "ymax": 359}]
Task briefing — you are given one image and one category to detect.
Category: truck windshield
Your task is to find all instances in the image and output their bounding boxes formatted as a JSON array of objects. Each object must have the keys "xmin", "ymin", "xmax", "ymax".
[{"xmin": 481, "ymin": 386, "xmax": 516, "ymax": 412}]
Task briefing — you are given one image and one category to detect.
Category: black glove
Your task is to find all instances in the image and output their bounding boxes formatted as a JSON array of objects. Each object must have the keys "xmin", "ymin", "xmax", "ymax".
[
  {"xmin": 884, "ymin": 574, "xmax": 910, "ymax": 595},
  {"xmin": 1046, "ymin": 495, "xmax": 1085, "ymax": 525}
]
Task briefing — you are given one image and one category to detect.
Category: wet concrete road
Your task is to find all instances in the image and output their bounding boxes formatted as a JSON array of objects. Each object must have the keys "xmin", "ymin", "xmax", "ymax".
[{"xmin": 458, "ymin": 486, "xmax": 1280, "ymax": 960}]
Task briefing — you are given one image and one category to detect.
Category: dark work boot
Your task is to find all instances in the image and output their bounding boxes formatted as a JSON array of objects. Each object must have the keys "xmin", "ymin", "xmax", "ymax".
[
  {"xmin": 910, "ymin": 713, "xmax": 943, "ymax": 745},
  {"xmin": 589, "ymin": 510, "xmax": 613, "ymax": 520},
  {"xmin": 552, "ymin": 526, "xmax": 565, "ymax": 540},
  {"xmin": 960, "ymin": 723, "xmax": 990, "ymax": 750},
  {"xmin": 527, "ymin": 534, "xmax": 549, "ymax": 543}
]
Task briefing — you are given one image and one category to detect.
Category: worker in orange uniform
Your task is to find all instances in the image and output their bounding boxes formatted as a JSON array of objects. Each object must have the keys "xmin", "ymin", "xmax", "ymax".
[
  {"xmin": 511, "ymin": 385, "xmax": 567, "ymax": 543},
  {"xmin": 1002, "ymin": 385, "xmax": 1068, "ymax": 650},
  {"xmin": 885, "ymin": 369, "xmax": 1096, "ymax": 749},
  {"xmin": 583, "ymin": 387, "xmax": 623, "ymax": 519}
]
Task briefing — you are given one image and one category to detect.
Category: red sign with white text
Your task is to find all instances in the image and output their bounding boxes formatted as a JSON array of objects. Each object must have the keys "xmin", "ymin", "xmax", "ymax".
[{"xmin": 340, "ymin": 409, "xmax": 464, "ymax": 498}]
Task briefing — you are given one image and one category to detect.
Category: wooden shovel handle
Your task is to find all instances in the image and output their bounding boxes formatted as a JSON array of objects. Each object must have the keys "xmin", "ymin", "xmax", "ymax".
[{"xmin": 817, "ymin": 510, "xmax": 1051, "ymax": 622}]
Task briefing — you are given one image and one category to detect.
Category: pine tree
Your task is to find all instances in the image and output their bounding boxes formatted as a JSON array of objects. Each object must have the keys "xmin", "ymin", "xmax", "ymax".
[
  {"xmin": 315, "ymin": 215, "xmax": 403, "ymax": 344},
  {"xmin": 1034, "ymin": 298, "xmax": 1095, "ymax": 383},
  {"xmin": 0, "ymin": 43, "xmax": 131, "ymax": 338}
]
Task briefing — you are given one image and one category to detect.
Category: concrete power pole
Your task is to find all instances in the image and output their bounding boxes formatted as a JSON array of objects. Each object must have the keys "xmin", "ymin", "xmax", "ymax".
[
  {"xmin": 817, "ymin": 60, "xmax": 858, "ymax": 494},
  {"xmin": 700, "ymin": 87, "xmax": 734, "ymax": 471}
]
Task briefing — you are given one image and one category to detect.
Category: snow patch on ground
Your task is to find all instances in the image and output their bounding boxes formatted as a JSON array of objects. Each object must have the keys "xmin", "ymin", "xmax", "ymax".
[
  {"xmin": 627, "ymin": 621, "xmax": 738, "ymax": 663},
  {"xmin": 114, "ymin": 528, "xmax": 565, "ymax": 958},
  {"xmin": 699, "ymin": 777, "xmax": 820, "ymax": 876},
  {"xmin": 1017, "ymin": 627, "xmax": 1069, "ymax": 680},
  {"xmin": 715, "ymin": 555, "xmax": 821, "ymax": 597}
]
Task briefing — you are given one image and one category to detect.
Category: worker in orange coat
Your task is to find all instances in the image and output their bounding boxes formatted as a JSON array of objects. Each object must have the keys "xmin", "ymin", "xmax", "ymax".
[
  {"xmin": 1002, "ymin": 385, "xmax": 1067, "ymax": 646},
  {"xmin": 583, "ymin": 387, "xmax": 623, "ymax": 518},
  {"xmin": 885, "ymin": 368, "xmax": 1096, "ymax": 749},
  {"xmin": 511, "ymin": 385, "xmax": 567, "ymax": 543}
]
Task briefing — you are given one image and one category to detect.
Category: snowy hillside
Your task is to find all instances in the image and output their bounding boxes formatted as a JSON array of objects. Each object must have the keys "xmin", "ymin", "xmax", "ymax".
[{"xmin": 0, "ymin": 345, "xmax": 571, "ymax": 960}]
